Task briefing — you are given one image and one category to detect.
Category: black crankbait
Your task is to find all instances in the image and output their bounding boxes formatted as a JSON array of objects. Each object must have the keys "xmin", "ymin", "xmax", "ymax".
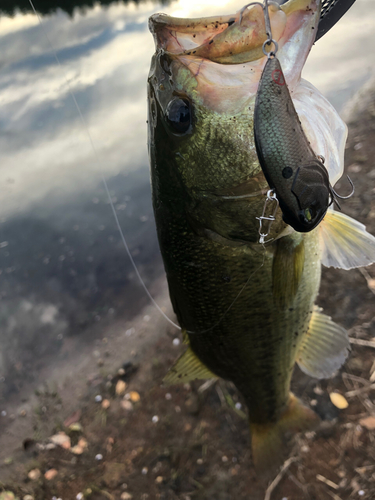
[{"xmin": 254, "ymin": 0, "xmax": 354, "ymax": 233}]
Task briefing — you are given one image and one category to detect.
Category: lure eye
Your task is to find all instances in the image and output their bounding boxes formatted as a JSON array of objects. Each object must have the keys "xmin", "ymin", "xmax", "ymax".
[
  {"xmin": 166, "ymin": 98, "xmax": 192, "ymax": 134},
  {"xmin": 304, "ymin": 207, "xmax": 313, "ymax": 222}
]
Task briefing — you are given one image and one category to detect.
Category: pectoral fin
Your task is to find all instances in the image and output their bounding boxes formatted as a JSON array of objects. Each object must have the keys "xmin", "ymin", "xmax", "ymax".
[
  {"xmin": 297, "ymin": 307, "xmax": 350, "ymax": 379},
  {"xmin": 272, "ymin": 237, "xmax": 305, "ymax": 308},
  {"xmin": 319, "ymin": 209, "xmax": 375, "ymax": 269},
  {"xmin": 163, "ymin": 346, "xmax": 217, "ymax": 385}
]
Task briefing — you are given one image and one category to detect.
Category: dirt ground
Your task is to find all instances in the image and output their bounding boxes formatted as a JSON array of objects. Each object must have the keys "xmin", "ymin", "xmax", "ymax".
[{"xmin": 1, "ymin": 85, "xmax": 375, "ymax": 500}]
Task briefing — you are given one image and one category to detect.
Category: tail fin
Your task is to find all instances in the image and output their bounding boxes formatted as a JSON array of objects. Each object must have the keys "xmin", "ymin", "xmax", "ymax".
[{"xmin": 250, "ymin": 393, "xmax": 320, "ymax": 476}]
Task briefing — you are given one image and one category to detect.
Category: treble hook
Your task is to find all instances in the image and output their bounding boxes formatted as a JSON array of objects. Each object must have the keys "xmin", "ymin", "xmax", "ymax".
[
  {"xmin": 331, "ymin": 175, "xmax": 355, "ymax": 200},
  {"xmin": 329, "ymin": 175, "xmax": 355, "ymax": 210},
  {"xmin": 239, "ymin": 2, "xmax": 263, "ymax": 24},
  {"xmin": 239, "ymin": 0, "xmax": 280, "ymax": 58}
]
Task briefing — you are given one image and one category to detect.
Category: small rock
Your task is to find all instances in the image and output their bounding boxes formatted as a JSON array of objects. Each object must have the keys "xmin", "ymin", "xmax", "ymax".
[
  {"xmin": 121, "ymin": 400, "xmax": 133, "ymax": 411},
  {"xmin": 95, "ymin": 454, "xmax": 103, "ymax": 461},
  {"xmin": 0, "ymin": 493, "xmax": 16, "ymax": 500},
  {"xmin": 142, "ymin": 467, "xmax": 148, "ymax": 475},
  {"xmin": 152, "ymin": 415, "xmax": 159, "ymax": 423},
  {"xmin": 68, "ymin": 423, "xmax": 83, "ymax": 432},
  {"xmin": 329, "ymin": 392, "xmax": 349, "ymax": 409},
  {"xmin": 348, "ymin": 163, "xmax": 362, "ymax": 173},
  {"xmin": 359, "ymin": 416, "xmax": 375, "ymax": 430},
  {"xmin": 71, "ymin": 445, "xmax": 84, "ymax": 455},
  {"xmin": 28, "ymin": 468, "xmax": 41, "ymax": 481},
  {"xmin": 94, "ymin": 395, "xmax": 103, "ymax": 403},
  {"xmin": 50, "ymin": 432, "xmax": 71, "ymax": 449},
  {"xmin": 129, "ymin": 391, "xmax": 140, "ymax": 402},
  {"xmin": 23, "ymin": 495, "xmax": 34, "ymax": 500},
  {"xmin": 102, "ymin": 399, "xmax": 110, "ymax": 410},
  {"xmin": 172, "ymin": 338, "xmax": 180, "ymax": 346},
  {"xmin": 155, "ymin": 476, "xmax": 163, "ymax": 484},
  {"xmin": 121, "ymin": 494, "xmax": 133, "ymax": 500},
  {"xmin": 44, "ymin": 469, "xmax": 58, "ymax": 480},
  {"xmin": 165, "ymin": 393, "xmax": 172, "ymax": 400},
  {"xmin": 116, "ymin": 380, "xmax": 127, "ymax": 396},
  {"xmin": 19, "ymin": 409, "xmax": 27, "ymax": 417}
]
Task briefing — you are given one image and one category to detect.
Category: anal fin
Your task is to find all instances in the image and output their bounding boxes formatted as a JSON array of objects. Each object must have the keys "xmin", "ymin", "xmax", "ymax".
[
  {"xmin": 297, "ymin": 307, "xmax": 350, "ymax": 379},
  {"xmin": 319, "ymin": 209, "xmax": 375, "ymax": 269},
  {"xmin": 163, "ymin": 346, "xmax": 217, "ymax": 385}
]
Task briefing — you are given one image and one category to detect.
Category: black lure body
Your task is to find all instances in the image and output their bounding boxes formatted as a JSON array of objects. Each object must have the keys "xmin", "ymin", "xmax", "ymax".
[{"xmin": 254, "ymin": 56, "xmax": 332, "ymax": 232}]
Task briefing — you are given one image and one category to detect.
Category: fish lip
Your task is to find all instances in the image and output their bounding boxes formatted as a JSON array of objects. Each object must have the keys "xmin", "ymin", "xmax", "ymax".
[{"xmin": 149, "ymin": 0, "xmax": 320, "ymax": 64}]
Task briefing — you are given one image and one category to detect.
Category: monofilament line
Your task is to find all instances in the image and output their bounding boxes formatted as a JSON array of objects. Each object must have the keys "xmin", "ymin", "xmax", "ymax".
[
  {"xmin": 28, "ymin": 0, "xmax": 181, "ymax": 331},
  {"xmin": 28, "ymin": 0, "xmax": 266, "ymax": 336}
]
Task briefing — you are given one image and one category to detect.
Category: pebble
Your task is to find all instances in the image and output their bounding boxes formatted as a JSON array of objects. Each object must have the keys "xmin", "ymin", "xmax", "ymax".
[
  {"xmin": 172, "ymin": 338, "xmax": 180, "ymax": 346},
  {"xmin": 121, "ymin": 494, "xmax": 133, "ymax": 500},
  {"xmin": 155, "ymin": 476, "xmax": 163, "ymax": 484},
  {"xmin": 44, "ymin": 469, "xmax": 58, "ymax": 481},
  {"xmin": 142, "ymin": 467, "xmax": 148, "ymax": 475},
  {"xmin": 71, "ymin": 445, "xmax": 84, "ymax": 455},
  {"xmin": 23, "ymin": 496, "xmax": 34, "ymax": 500},
  {"xmin": 76, "ymin": 494, "xmax": 84, "ymax": 500},
  {"xmin": 358, "ymin": 491, "xmax": 365, "ymax": 496},
  {"xmin": 165, "ymin": 393, "xmax": 172, "ymax": 400},
  {"xmin": 95, "ymin": 454, "xmax": 103, "ymax": 461},
  {"xmin": 116, "ymin": 380, "xmax": 127, "ymax": 396},
  {"xmin": 121, "ymin": 400, "xmax": 134, "ymax": 411},
  {"xmin": 28, "ymin": 469, "xmax": 41, "ymax": 481},
  {"xmin": 152, "ymin": 415, "xmax": 159, "ymax": 423},
  {"xmin": 50, "ymin": 432, "xmax": 71, "ymax": 449},
  {"xmin": 175, "ymin": 406, "xmax": 181, "ymax": 413},
  {"xmin": 129, "ymin": 391, "xmax": 140, "ymax": 402},
  {"xmin": 1, "ymin": 410, "xmax": 6, "ymax": 417},
  {"xmin": 235, "ymin": 402, "xmax": 242, "ymax": 410},
  {"xmin": 329, "ymin": 392, "xmax": 349, "ymax": 409},
  {"xmin": 102, "ymin": 399, "xmax": 110, "ymax": 409},
  {"xmin": 94, "ymin": 395, "xmax": 103, "ymax": 403},
  {"xmin": 222, "ymin": 456, "xmax": 228, "ymax": 463}
]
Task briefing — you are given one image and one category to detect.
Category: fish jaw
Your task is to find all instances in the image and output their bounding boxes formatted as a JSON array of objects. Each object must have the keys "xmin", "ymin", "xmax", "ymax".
[{"xmin": 149, "ymin": 0, "xmax": 321, "ymax": 113}]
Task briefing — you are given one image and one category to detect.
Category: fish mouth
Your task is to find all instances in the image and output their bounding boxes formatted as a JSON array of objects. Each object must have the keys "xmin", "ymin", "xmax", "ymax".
[{"xmin": 149, "ymin": 0, "xmax": 320, "ymax": 66}]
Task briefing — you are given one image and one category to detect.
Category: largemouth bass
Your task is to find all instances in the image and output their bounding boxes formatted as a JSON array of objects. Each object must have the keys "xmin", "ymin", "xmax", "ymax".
[{"xmin": 148, "ymin": 0, "xmax": 375, "ymax": 471}]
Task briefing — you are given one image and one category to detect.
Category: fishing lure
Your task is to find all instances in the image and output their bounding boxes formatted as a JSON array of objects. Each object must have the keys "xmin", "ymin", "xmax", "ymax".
[{"xmin": 253, "ymin": 0, "xmax": 354, "ymax": 233}]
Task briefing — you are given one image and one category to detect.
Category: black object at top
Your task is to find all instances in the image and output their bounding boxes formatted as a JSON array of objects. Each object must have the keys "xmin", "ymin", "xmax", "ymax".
[{"xmin": 316, "ymin": 0, "xmax": 357, "ymax": 41}]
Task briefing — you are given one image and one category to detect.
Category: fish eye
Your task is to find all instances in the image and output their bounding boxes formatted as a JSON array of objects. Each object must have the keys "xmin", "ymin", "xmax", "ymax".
[{"xmin": 165, "ymin": 98, "xmax": 192, "ymax": 134}]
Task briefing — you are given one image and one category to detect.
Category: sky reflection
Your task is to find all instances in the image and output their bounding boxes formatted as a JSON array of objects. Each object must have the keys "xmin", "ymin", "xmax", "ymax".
[{"xmin": 1, "ymin": 0, "xmax": 373, "ymax": 217}]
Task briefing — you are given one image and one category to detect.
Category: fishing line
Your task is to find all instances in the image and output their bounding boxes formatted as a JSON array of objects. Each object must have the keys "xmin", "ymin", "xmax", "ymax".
[
  {"xmin": 28, "ymin": 0, "xmax": 181, "ymax": 331},
  {"xmin": 28, "ymin": 0, "xmax": 267, "ymax": 336}
]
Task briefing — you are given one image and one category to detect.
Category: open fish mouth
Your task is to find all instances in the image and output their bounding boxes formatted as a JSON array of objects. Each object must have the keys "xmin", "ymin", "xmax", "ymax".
[{"xmin": 149, "ymin": 0, "xmax": 320, "ymax": 70}]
